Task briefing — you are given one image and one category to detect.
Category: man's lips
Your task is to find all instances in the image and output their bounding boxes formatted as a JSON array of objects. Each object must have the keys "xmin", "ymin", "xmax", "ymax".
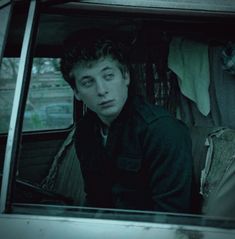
[{"xmin": 99, "ymin": 100, "xmax": 115, "ymax": 108}]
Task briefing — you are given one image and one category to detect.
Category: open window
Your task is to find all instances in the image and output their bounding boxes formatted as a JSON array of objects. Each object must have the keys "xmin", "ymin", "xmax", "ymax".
[{"xmin": 0, "ymin": 1, "xmax": 235, "ymax": 238}]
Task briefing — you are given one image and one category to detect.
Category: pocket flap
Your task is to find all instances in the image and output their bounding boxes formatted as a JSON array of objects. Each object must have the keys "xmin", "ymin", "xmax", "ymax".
[{"xmin": 117, "ymin": 156, "xmax": 141, "ymax": 172}]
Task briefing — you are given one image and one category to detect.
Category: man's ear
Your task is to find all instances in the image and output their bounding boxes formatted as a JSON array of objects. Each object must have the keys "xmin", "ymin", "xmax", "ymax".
[
  {"xmin": 124, "ymin": 71, "xmax": 130, "ymax": 86},
  {"xmin": 74, "ymin": 88, "xmax": 81, "ymax": 101}
]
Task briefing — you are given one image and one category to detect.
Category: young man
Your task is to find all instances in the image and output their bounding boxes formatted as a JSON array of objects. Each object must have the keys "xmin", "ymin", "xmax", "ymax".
[{"xmin": 60, "ymin": 29, "xmax": 193, "ymax": 213}]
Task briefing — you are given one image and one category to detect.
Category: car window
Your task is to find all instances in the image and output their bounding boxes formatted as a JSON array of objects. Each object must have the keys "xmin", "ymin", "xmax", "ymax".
[
  {"xmin": 0, "ymin": 57, "xmax": 73, "ymax": 133},
  {"xmin": 1, "ymin": 2, "xmax": 235, "ymax": 238}
]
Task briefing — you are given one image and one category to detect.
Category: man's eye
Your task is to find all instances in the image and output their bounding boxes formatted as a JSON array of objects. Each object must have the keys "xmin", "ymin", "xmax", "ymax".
[
  {"xmin": 81, "ymin": 79, "xmax": 93, "ymax": 87},
  {"xmin": 104, "ymin": 73, "xmax": 114, "ymax": 81}
]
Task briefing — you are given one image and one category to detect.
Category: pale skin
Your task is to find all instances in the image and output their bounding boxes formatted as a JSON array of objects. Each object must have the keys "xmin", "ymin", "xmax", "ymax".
[{"xmin": 72, "ymin": 56, "xmax": 130, "ymax": 126}]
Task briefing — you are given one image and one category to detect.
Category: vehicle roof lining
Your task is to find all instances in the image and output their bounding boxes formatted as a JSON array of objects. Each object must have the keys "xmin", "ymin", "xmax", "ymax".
[
  {"xmin": 41, "ymin": 0, "xmax": 235, "ymax": 16},
  {"xmin": 4, "ymin": 3, "xmax": 235, "ymax": 57}
]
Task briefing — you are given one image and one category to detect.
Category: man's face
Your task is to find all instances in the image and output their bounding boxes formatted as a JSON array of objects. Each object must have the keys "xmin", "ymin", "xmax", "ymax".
[{"xmin": 73, "ymin": 56, "xmax": 130, "ymax": 125}]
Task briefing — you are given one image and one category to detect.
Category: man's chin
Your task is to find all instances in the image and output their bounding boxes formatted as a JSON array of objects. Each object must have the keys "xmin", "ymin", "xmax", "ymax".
[{"xmin": 98, "ymin": 110, "xmax": 120, "ymax": 123}]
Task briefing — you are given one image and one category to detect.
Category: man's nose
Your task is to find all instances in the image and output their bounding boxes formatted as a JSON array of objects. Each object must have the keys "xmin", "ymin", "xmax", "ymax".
[{"xmin": 96, "ymin": 80, "xmax": 108, "ymax": 96}]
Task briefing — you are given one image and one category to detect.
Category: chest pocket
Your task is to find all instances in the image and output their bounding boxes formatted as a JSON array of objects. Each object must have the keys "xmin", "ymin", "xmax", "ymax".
[
  {"xmin": 117, "ymin": 156, "xmax": 141, "ymax": 171},
  {"xmin": 116, "ymin": 156, "xmax": 142, "ymax": 189}
]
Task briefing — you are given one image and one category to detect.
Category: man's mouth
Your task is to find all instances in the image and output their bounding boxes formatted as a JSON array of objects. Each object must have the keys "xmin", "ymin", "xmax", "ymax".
[{"xmin": 99, "ymin": 100, "xmax": 115, "ymax": 108}]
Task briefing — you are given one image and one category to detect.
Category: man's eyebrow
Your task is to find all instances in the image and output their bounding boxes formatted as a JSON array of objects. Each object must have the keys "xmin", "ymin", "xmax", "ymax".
[{"xmin": 101, "ymin": 66, "xmax": 113, "ymax": 72}]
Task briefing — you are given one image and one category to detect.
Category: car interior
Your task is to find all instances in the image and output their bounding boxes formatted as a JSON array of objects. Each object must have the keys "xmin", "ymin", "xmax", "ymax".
[{"xmin": 0, "ymin": 1, "xmax": 235, "ymax": 238}]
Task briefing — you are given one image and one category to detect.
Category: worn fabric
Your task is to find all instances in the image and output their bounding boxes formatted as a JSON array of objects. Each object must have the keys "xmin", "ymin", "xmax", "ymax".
[
  {"xmin": 41, "ymin": 128, "xmax": 86, "ymax": 205},
  {"xmin": 201, "ymin": 128, "xmax": 235, "ymax": 218},
  {"xmin": 221, "ymin": 42, "xmax": 235, "ymax": 75},
  {"xmin": 178, "ymin": 45, "xmax": 235, "ymax": 129},
  {"xmin": 168, "ymin": 37, "xmax": 210, "ymax": 116},
  {"xmin": 210, "ymin": 45, "xmax": 235, "ymax": 129},
  {"xmin": 190, "ymin": 126, "xmax": 216, "ymax": 189},
  {"xmin": 74, "ymin": 96, "xmax": 194, "ymax": 213}
]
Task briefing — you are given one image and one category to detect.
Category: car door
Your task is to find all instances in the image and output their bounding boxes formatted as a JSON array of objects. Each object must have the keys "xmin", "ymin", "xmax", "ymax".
[{"xmin": 1, "ymin": 1, "xmax": 235, "ymax": 239}]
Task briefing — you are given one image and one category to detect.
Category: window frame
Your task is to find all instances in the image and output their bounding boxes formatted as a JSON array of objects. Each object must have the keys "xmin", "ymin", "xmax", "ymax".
[
  {"xmin": 1, "ymin": 1, "xmax": 235, "ymax": 238},
  {"xmin": 0, "ymin": 0, "xmax": 39, "ymax": 213}
]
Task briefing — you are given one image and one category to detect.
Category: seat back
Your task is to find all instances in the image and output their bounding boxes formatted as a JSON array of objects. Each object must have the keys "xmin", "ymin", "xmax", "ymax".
[{"xmin": 190, "ymin": 126, "xmax": 235, "ymax": 218}]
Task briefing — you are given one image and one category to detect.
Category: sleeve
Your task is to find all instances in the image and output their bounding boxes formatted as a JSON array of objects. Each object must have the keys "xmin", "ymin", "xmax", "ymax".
[{"xmin": 142, "ymin": 116, "xmax": 193, "ymax": 213}]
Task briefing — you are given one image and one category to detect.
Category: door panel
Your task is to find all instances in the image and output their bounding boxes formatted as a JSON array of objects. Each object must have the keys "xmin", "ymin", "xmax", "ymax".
[{"xmin": 0, "ymin": 130, "xmax": 73, "ymax": 204}]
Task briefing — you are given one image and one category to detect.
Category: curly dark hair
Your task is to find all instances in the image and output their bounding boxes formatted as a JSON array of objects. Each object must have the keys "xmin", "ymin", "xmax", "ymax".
[{"xmin": 60, "ymin": 29, "xmax": 130, "ymax": 89}]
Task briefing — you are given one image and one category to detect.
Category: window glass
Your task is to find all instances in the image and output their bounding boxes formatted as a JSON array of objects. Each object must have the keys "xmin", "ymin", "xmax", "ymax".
[
  {"xmin": 0, "ymin": 58, "xmax": 17, "ymax": 133},
  {"xmin": 0, "ymin": 1, "xmax": 11, "ymax": 63},
  {"xmin": 0, "ymin": 57, "xmax": 73, "ymax": 133}
]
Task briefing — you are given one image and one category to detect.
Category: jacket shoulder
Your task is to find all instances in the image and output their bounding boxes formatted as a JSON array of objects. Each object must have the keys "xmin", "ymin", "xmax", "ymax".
[{"xmin": 133, "ymin": 97, "xmax": 172, "ymax": 124}]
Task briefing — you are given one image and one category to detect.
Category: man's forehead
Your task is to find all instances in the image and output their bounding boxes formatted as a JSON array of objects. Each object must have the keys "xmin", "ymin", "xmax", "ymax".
[{"xmin": 74, "ymin": 56, "xmax": 119, "ymax": 71}]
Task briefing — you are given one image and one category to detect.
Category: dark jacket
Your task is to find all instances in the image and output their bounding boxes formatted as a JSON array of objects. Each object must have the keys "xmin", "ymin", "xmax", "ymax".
[{"xmin": 74, "ymin": 96, "xmax": 193, "ymax": 213}]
